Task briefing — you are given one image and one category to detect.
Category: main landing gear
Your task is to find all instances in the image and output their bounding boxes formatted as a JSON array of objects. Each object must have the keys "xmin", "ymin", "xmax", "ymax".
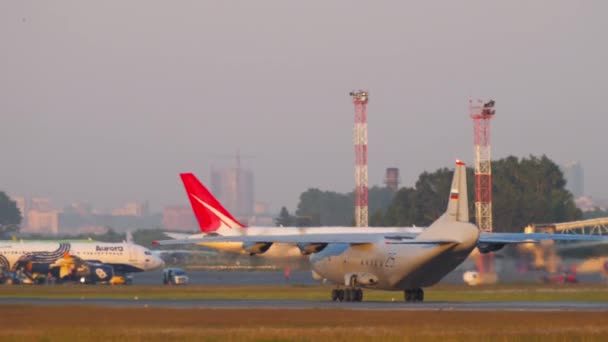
[
  {"xmin": 331, "ymin": 274, "xmax": 364, "ymax": 302},
  {"xmin": 331, "ymin": 287, "xmax": 363, "ymax": 302},
  {"xmin": 404, "ymin": 288, "xmax": 424, "ymax": 302}
]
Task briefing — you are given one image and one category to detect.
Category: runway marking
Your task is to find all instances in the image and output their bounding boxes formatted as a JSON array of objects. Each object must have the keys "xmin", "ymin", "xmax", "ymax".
[{"xmin": 1, "ymin": 298, "xmax": 607, "ymax": 312}]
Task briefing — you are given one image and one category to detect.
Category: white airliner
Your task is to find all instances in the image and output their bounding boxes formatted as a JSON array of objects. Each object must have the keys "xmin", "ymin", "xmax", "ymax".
[
  {"xmin": 157, "ymin": 173, "xmax": 423, "ymax": 258},
  {"xmin": 156, "ymin": 161, "xmax": 608, "ymax": 302},
  {"xmin": 0, "ymin": 241, "xmax": 164, "ymax": 284}
]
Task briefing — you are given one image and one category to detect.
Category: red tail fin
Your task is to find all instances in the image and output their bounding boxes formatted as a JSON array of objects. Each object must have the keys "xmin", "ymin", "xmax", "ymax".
[{"xmin": 180, "ymin": 173, "xmax": 245, "ymax": 232}]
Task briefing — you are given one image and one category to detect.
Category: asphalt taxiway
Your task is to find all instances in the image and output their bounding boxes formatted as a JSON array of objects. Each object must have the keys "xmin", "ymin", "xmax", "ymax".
[
  {"xmin": 1, "ymin": 297, "xmax": 606, "ymax": 311},
  {"xmin": 131, "ymin": 268, "xmax": 606, "ymax": 286}
]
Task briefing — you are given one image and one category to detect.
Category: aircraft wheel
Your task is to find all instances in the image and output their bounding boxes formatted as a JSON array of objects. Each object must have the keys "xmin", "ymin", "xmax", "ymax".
[
  {"xmin": 356, "ymin": 289, "xmax": 363, "ymax": 302},
  {"xmin": 345, "ymin": 288, "xmax": 352, "ymax": 302},
  {"xmin": 337, "ymin": 289, "xmax": 345, "ymax": 302},
  {"xmin": 331, "ymin": 289, "xmax": 339, "ymax": 302},
  {"xmin": 417, "ymin": 288, "xmax": 424, "ymax": 302},
  {"xmin": 404, "ymin": 289, "xmax": 415, "ymax": 302}
]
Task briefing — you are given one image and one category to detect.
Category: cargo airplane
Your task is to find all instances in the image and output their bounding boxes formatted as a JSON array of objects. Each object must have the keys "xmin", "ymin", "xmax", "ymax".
[
  {"xmin": 0, "ymin": 241, "xmax": 164, "ymax": 284},
  {"xmin": 156, "ymin": 161, "xmax": 608, "ymax": 302},
  {"xmin": 158, "ymin": 173, "xmax": 422, "ymax": 258}
]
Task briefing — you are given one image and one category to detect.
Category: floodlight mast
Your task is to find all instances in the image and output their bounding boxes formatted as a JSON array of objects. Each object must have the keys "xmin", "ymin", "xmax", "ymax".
[
  {"xmin": 470, "ymin": 98, "xmax": 496, "ymax": 280},
  {"xmin": 350, "ymin": 90, "xmax": 369, "ymax": 227}
]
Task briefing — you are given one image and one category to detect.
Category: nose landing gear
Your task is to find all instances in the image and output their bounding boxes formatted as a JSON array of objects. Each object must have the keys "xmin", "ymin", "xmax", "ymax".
[{"xmin": 332, "ymin": 274, "xmax": 364, "ymax": 302}]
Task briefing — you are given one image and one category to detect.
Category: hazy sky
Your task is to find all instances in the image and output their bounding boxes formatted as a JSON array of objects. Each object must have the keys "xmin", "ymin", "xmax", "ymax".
[{"xmin": 1, "ymin": 1, "xmax": 607, "ymax": 212}]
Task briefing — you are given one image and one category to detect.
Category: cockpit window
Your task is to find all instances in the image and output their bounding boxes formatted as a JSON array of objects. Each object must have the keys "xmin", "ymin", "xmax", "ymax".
[{"xmin": 144, "ymin": 251, "xmax": 152, "ymax": 255}]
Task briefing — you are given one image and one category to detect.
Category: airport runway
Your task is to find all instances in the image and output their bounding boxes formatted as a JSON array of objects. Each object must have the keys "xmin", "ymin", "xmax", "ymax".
[
  {"xmin": 1, "ymin": 297, "xmax": 607, "ymax": 311},
  {"xmin": 130, "ymin": 269, "xmax": 605, "ymax": 286},
  {"xmin": 131, "ymin": 269, "xmax": 319, "ymax": 286}
]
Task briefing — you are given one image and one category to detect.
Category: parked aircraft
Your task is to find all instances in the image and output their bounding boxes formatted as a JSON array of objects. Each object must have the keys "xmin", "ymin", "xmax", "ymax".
[
  {"xmin": 156, "ymin": 161, "xmax": 608, "ymax": 302},
  {"xmin": 158, "ymin": 173, "xmax": 422, "ymax": 258},
  {"xmin": 0, "ymin": 241, "xmax": 164, "ymax": 284}
]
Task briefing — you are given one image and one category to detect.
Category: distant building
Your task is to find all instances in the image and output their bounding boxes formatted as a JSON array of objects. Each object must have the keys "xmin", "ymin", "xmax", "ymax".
[
  {"xmin": 560, "ymin": 162, "xmax": 584, "ymax": 198},
  {"xmin": 385, "ymin": 167, "xmax": 400, "ymax": 191},
  {"xmin": 210, "ymin": 166, "xmax": 255, "ymax": 217},
  {"xmin": 254, "ymin": 201, "xmax": 270, "ymax": 216},
  {"xmin": 247, "ymin": 215, "xmax": 274, "ymax": 226},
  {"xmin": 30, "ymin": 197, "xmax": 52, "ymax": 212},
  {"xmin": 64, "ymin": 202, "xmax": 92, "ymax": 216},
  {"xmin": 26, "ymin": 210, "xmax": 60, "ymax": 235},
  {"xmin": 9, "ymin": 195, "xmax": 27, "ymax": 226},
  {"xmin": 163, "ymin": 206, "xmax": 196, "ymax": 232},
  {"xmin": 576, "ymin": 196, "xmax": 608, "ymax": 212},
  {"xmin": 111, "ymin": 201, "xmax": 149, "ymax": 217},
  {"xmin": 575, "ymin": 196, "xmax": 597, "ymax": 212},
  {"xmin": 76, "ymin": 225, "xmax": 110, "ymax": 235}
]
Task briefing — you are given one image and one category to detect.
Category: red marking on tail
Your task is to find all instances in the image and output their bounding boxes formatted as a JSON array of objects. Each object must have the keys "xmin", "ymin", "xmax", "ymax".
[{"xmin": 180, "ymin": 173, "xmax": 245, "ymax": 232}]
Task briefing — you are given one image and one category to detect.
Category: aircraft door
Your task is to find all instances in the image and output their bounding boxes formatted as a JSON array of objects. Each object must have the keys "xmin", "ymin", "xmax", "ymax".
[{"xmin": 127, "ymin": 245, "xmax": 138, "ymax": 263}]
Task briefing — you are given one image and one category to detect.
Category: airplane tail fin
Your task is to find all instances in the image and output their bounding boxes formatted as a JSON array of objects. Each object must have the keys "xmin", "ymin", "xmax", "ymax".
[
  {"xmin": 444, "ymin": 160, "xmax": 469, "ymax": 223},
  {"xmin": 180, "ymin": 173, "xmax": 246, "ymax": 233}
]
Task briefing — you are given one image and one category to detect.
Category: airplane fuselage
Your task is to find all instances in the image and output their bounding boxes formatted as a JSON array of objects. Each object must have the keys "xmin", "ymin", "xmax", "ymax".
[
  {"xmin": 0, "ymin": 242, "xmax": 164, "ymax": 274},
  {"xmin": 310, "ymin": 222, "xmax": 479, "ymax": 290},
  {"xmin": 191, "ymin": 226, "xmax": 424, "ymax": 259}
]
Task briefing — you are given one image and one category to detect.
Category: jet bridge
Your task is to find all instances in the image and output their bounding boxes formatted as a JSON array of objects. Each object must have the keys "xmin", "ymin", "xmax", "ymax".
[
  {"xmin": 520, "ymin": 218, "xmax": 608, "ymax": 274},
  {"xmin": 525, "ymin": 217, "xmax": 608, "ymax": 235}
]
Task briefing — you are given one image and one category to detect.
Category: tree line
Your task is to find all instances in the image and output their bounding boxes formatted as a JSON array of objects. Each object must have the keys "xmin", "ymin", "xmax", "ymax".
[
  {"xmin": 277, "ymin": 155, "xmax": 582, "ymax": 233},
  {"xmin": 0, "ymin": 155, "xmax": 585, "ymax": 237}
]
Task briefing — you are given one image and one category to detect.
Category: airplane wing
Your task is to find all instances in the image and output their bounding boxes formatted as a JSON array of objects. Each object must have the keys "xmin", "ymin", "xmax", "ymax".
[
  {"xmin": 153, "ymin": 232, "xmax": 448, "ymax": 246},
  {"xmin": 478, "ymin": 232, "xmax": 608, "ymax": 245},
  {"xmin": 154, "ymin": 231, "xmax": 608, "ymax": 247}
]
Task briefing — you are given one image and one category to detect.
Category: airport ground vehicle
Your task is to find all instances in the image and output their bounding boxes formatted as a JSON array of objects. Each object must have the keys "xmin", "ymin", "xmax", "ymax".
[
  {"xmin": 0, "ymin": 268, "xmax": 48, "ymax": 285},
  {"xmin": 110, "ymin": 273, "xmax": 134, "ymax": 285},
  {"xmin": 541, "ymin": 271, "xmax": 578, "ymax": 284},
  {"xmin": 0, "ymin": 268, "xmax": 12, "ymax": 284},
  {"xmin": 162, "ymin": 268, "xmax": 189, "ymax": 285}
]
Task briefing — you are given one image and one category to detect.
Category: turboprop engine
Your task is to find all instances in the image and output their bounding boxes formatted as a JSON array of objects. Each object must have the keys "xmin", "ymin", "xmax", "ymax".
[
  {"xmin": 242, "ymin": 242, "xmax": 273, "ymax": 255},
  {"xmin": 297, "ymin": 243, "xmax": 328, "ymax": 255},
  {"xmin": 477, "ymin": 243, "xmax": 505, "ymax": 254}
]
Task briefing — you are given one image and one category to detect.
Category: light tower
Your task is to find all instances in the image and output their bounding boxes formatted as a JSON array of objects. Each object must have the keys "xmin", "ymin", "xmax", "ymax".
[
  {"xmin": 470, "ymin": 99, "xmax": 496, "ymax": 279},
  {"xmin": 470, "ymin": 99, "xmax": 495, "ymax": 232},
  {"xmin": 350, "ymin": 90, "xmax": 369, "ymax": 227}
]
